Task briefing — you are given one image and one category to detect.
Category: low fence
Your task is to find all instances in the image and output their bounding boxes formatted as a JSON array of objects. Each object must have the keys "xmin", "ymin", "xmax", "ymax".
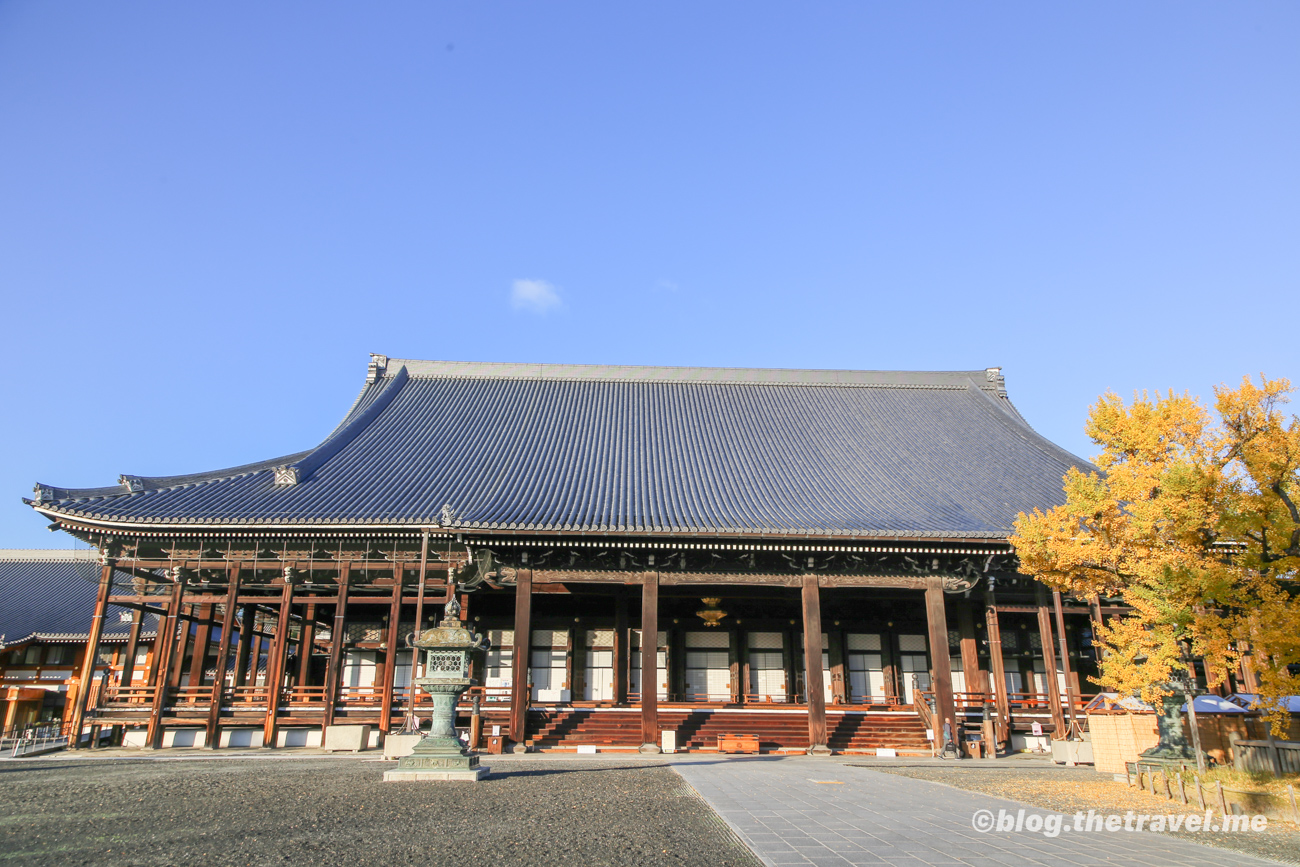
[{"xmin": 1233, "ymin": 738, "xmax": 1300, "ymax": 776}]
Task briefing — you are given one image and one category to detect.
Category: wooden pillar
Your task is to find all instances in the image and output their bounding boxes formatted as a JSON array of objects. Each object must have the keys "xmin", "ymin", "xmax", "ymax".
[
  {"xmin": 297, "ymin": 603, "xmax": 317, "ymax": 687},
  {"xmin": 640, "ymin": 573, "xmax": 660, "ymax": 751},
  {"xmin": 120, "ymin": 609, "xmax": 144, "ymax": 686},
  {"xmin": 728, "ymin": 623, "xmax": 743, "ymax": 704},
  {"xmin": 379, "ymin": 569, "xmax": 403, "ymax": 735},
  {"xmin": 147, "ymin": 577, "xmax": 186, "ymax": 749},
  {"xmin": 1035, "ymin": 586, "xmax": 1067, "ymax": 738},
  {"xmin": 231, "ymin": 604, "xmax": 254, "ymax": 688},
  {"xmin": 781, "ymin": 628, "xmax": 797, "ymax": 704},
  {"xmin": 509, "ymin": 569, "xmax": 532, "ymax": 748},
  {"xmin": 206, "ymin": 567, "xmax": 242, "ymax": 749},
  {"xmin": 69, "ymin": 554, "xmax": 116, "ymax": 749},
  {"xmin": 263, "ymin": 575, "xmax": 295, "ymax": 746},
  {"xmin": 569, "ymin": 627, "xmax": 583, "ymax": 701},
  {"xmin": 184, "ymin": 604, "xmax": 214, "ymax": 689},
  {"xmin": 613, "ymin": 588, "xmax": 629, "ymax": 705},
  {"xmin": 985, "ymin": 586, "xmax": 1010, "ymax": 749},
  {"xmin": 167, "ymin": 601, "xmax": 190, "ymax": 692},
  {"xmin": 669, "ymin": 626, "xmax": 686, "ymax": 701},
  {"xmin": 881, "ymin": 628, "xmax": 898, "ymax": 703},
  {"xmin": 827, "ymin": 627, "xmax": 847, "ymax": 705},
  {"xmin": 1088, "ymin": 596, "xmax": 1106, "ymax": 663},
  {"xmin": 924, "ymin": 578, "xmax": 957, "ymax": 751},
  {"xmin": 1238, "ymin": 641, "xmax": 1261, "ymax": 693},
  {"xmin": 322, "ymin": 565, "xmax": 350, "ymax": 729},
  {"xmin": 957, "ymin": 603, "xmax": 984, "ymax": 697},
  {"xmin": 801, "ymin": 574, "xmax": 829, "ymax": 752},
  {"xmin": 1053, "ymin": 590, "xmax": 1078, "ymax": 733}
]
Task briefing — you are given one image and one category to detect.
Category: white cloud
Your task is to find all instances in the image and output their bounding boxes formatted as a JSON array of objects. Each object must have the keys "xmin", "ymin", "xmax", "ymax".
[{"xmin": 510, "ymin": 278, "xmax": 561, "ymax": 313}]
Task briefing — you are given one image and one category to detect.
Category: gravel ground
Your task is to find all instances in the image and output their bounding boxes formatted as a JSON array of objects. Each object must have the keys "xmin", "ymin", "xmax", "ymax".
[
  {"xmin": 866, "ymin": 758, "xmax": 1300, "ymax": 865},
  {"xmin": 0, "ymin": 755, "xmax": 761, "ymax": 867}
]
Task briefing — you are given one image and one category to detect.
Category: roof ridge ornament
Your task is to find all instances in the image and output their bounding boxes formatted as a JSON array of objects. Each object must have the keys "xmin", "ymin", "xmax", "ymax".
[
  {"xmin": 367, "ymin": 354, "xmax": 389, "ymax": 384},
  {"xmin": 985, "ymin": 367, "xmax": 1007, "ymax": 397},
  {"xmin": 119, "ymin": 475, "xmax": 144, "ymax": 493},
  {"xmin": 439, "ymin": 503, "xmax": 457, "ymax": 527},
  {"xmin": 273, "ymin": 466, "xmax": 300, "ymax": 486}
]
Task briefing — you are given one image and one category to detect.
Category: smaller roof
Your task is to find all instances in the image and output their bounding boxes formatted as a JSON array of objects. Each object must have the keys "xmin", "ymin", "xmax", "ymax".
[
  {"xmin": 1182, "ymin": 695, "xmax": 1249, "ymax": 714},
  {"xmin": 1232, "ymin": 694, "xmax": 1300, "ymax": 714},
  {"xmin": 0, "ymin": 550, "xmax": 157, "ymax": 649}
]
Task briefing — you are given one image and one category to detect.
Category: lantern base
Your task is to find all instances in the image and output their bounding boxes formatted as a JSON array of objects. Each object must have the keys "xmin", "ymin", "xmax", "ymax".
[
  {"xmin": 384, "ymin": 766, "xmax": 489, "ymax": 782},
  {"xmin": 386, "ymin": 750, "xmax": 486, "ymax": 782}
]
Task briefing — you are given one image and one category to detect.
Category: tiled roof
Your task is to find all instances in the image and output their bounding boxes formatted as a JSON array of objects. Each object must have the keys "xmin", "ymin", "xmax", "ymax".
[
  {"xmin": 0, "ymin": 550, "xmax": 157, "ymax": 648},
  {"xmin": 28, "ymin": 358, "xmax": 1090, "ymax": 539}
]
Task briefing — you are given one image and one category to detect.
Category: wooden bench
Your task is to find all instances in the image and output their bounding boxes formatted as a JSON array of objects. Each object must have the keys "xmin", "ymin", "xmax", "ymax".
[{"xmin": 718, "ymin": 734, "xmax": 760, "ymax": 754}]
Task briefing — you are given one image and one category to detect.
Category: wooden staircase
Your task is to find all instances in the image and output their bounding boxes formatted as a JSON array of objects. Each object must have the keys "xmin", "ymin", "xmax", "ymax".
[{"xmin": 523, "ymin": 707, "xmax": 930, "ymax": 754}]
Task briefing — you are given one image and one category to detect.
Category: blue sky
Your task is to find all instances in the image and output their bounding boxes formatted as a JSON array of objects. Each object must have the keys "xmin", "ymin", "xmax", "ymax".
[{"xmin": 2, "ymin": 2, "xmax": 1297, "ymax": 548}]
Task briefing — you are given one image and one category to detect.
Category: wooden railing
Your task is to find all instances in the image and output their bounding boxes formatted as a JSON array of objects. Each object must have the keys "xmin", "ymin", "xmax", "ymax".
[
  {"xmin": 227, "ymin": 685, "xmax": 272, "ymax": 706},
  {"xmin": 457, "ymin": 686, "xmax": 512, "ymax": 706},
  {"xmin": 168, "ymin": 686, "xmax": 213, "ymax": 707},
  {"xmin": 337, "ymin": 686, "xmax": 384, "ymax": 706},
  {"xmin": 103, "ymin": 685, "xmax": 157, "ymax": 705},
  {"xmin": 284, "ymin": 686, "xmax": 327, "ymax": 704},
  {"xmin": 840, "ymin": 694, "xmax": 910, "ymax": 708}
]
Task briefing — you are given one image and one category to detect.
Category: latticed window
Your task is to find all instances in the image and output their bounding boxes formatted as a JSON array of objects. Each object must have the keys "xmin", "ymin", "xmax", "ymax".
[
  {"xmin": 345, "ymin": 622, "xmax": 385, "ymax": 641},
  {"xmin": 1028, "ymin": 632, "xmax": 1042, "ymax": 650},
  {"xmin": 1001, "ymin": 631, "xmax": 1019, "ymax": 651},
  {"xmin": 947, "ymin": 629, "xmax": 961, "ymax": 650}
]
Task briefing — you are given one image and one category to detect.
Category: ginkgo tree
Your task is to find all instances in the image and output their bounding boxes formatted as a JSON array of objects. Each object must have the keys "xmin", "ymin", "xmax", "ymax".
[{"xmin": 1011, "ymin": 375, "xmax": 1300, "ymax": 734}]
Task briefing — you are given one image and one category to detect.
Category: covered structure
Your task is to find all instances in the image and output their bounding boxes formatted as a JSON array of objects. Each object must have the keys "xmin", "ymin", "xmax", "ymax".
[
  {"xmin": 0, "ymin": 549, "xmax": 156, "ymax": 740},
  {"xmin": 26, "ymin": 357, "xmax": 1112, "ymax": 753}
]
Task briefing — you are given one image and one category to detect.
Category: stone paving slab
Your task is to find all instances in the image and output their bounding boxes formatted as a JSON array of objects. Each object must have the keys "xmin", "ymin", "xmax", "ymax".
[{"xmin": 672, "ymin": 756, "xmax": 1286, "ymax": 867}]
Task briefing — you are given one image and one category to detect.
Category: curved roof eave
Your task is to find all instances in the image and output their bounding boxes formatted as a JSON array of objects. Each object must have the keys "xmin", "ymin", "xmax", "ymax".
[{"xmin": 32, "ymin": 505, "xmax": 1012, "ymax": 543}]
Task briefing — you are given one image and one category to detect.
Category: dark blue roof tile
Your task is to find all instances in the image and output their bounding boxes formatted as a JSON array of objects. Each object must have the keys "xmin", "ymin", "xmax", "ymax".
[{"xmin": 28, "ymin": 360, "xmax": 1090, "ymax": 539}]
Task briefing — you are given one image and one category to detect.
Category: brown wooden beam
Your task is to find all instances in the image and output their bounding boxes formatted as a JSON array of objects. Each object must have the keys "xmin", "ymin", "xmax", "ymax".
[
  {"xmin": 994, "ymin": 603, "xmax": 1129, "ymax": 615},
  {"xmin": 69, "ymin": 555, "xmax": 115, "ymax": 749},
  {"xmin": 1053, "ymin": 590, "xmax": 1078, "ymax": 735},
  {"xmin": 120, "ymin": 608, "xmax": 144, "ymax": 686},
  {"xmin": 120, "ymin": 559, "xmax": 456, "ymax": 572},
  {"xmin": 613, "ymin": 588, "xmax": 628, "ymax": 705},
  {"xmin": 206, "ymin": 567, "xmax": 241, "ymax": 749},
  {"xmin": 924, "ymin": 578, "xmax": 957, "ymax": 753},
  {"xmin": 801, "ymin": 573, "xmax": 829, "ymax": 753},
  {"xmin": 297, "ymin": 603, "xmax": 316, "ymax": 687},
  {"xmin": 263, "ymin": 578, "xmax": 295, "ymax": 747},
  {"xmin": 185, "ymin": 604, "xmax": 214, "ymax": 689},
  {"xmin": 232, "ymin": 603, "xmax": 254, "ymax": 689},
  {"xmin": 640, "ymin": 573, "xmax": 659, "ymax": 751},
  {"xmin": 957, "ymin": 603, "xmax": 985, "ymax": 695},
  {"xmin": 827, "ymin": 627, "xmax": 846, "ymax": 706},
  {"xmin": 985, "ymin": 589, "xmax": 1010, "ymax": 750},
  {"xmin": 1035, "ymin": 586, "xmax": 1067, "ymax": 738},
  {"xmin": 147, "ymin": 579, "xmax": 185, "ymax": 749},
  {"xmin": 379, "ymin": 567, "xmax": 403, "ymax": 735},
  {"xmin": 322, "ymin": 565, "xmax": 351, "ymax": 730},
  {"xmin": 509, "ymin": 569, "xmax": 532, "ymax": 748}
]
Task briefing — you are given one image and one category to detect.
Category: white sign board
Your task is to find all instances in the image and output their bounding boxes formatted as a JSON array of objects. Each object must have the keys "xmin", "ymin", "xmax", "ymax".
[{"xmin": 1031, "ymin": 722, "xmax": 1043, "ymax": 737}]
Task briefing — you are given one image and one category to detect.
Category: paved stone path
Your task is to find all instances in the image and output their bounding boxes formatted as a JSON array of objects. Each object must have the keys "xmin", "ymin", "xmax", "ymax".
[{"xmin": 673, "ymin": 756, "xmax": 1285, "ymax": 867}]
